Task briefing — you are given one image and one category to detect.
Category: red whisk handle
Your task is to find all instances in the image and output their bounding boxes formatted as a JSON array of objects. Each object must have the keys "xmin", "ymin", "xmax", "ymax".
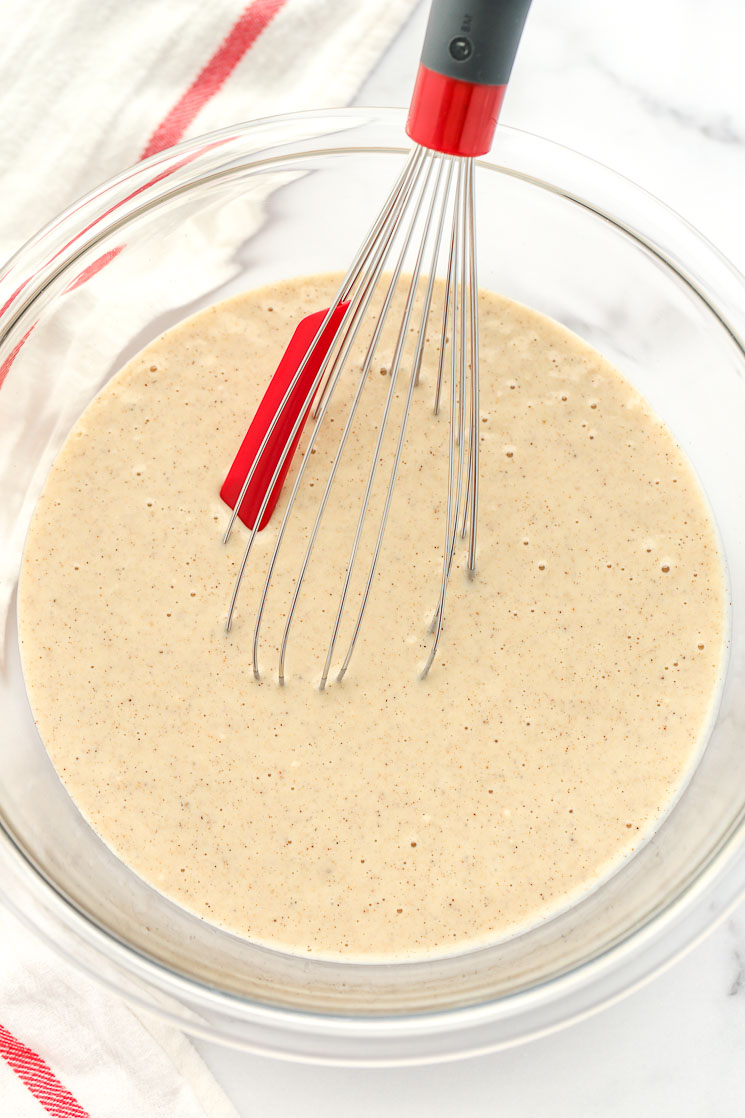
[
  {"xmin": 407, "ymin": 67, "xmax": 507, "ymax": 158},
  {"xmin": 406, "ymin": 0, "xmax": 532, "ymax": 158}
]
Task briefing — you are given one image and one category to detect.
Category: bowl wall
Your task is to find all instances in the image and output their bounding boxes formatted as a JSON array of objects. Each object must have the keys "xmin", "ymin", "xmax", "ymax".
[{"xmin": 1, "ymin": 108, "xmax": 744, "ymax": 1064}]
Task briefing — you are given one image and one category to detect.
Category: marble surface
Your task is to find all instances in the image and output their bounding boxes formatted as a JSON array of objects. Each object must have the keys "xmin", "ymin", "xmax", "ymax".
[{"xmin": 195, "ymin": 1, "xmax": 745, "ymax": 1113}]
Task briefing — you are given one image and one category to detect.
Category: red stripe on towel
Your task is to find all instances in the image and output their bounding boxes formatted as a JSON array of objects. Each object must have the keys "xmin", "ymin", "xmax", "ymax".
[
  {"xmin": 142, "ymin": 0, "xmax": 288, "ymax": 158},
  {"xmin": 0, "ymin": 1, "xmax": 285, "ymax": 388},
  {"xmin": 0, "ymin": 324, "xmax": 36, "ymax": 392},
  {"xmin": 63, "ymin": 246, "xmax": 125, "ymax": 292},
  {"xmin": 0, "ymin": 1023, "xmax": 91, "ymax": 1117}
]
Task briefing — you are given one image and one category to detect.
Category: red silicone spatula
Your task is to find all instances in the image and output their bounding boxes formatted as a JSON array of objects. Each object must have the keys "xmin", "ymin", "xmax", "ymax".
[{"xmin": 221, "ymin": 301, "xmax": 349, "ymax": 530}]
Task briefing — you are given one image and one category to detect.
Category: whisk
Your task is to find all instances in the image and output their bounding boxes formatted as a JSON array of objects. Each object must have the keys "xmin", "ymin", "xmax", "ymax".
[{"xmin": 222, "ymin": 0, "xmax": 532, "ymax": 686}]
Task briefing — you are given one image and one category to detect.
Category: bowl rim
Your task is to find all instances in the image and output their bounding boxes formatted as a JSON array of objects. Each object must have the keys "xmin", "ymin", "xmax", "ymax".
[{"xmin": 2, "ymin": 105, "xmax": 745, "ymax": 1064}]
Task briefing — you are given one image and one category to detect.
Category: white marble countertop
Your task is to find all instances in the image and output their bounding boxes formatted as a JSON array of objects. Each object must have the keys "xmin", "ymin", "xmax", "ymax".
[{"xmin": 195, "ymin": 1, "xmax": 745, "ymax": 1113}]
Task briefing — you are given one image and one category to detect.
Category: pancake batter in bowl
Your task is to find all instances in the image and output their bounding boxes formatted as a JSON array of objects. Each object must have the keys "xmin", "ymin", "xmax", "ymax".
[{"xmin": 18, "ymin": 274, "xmax": 726, "ymax": 960}]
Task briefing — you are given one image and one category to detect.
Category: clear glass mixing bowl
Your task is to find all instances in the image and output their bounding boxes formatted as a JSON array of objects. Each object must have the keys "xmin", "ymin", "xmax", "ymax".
[{"xmin": 1, "ymin": 108, "xmax": 744, "ymax": 1066}]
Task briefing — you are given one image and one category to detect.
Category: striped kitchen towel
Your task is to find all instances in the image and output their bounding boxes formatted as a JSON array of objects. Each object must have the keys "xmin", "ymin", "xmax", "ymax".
[
  {"xmin": 0, "ymin": 904, "xmax": 239, "ymax": 1118},
  {"xmin": 0, "ymin": 0, "xmax": 419, "ymax": 266}
]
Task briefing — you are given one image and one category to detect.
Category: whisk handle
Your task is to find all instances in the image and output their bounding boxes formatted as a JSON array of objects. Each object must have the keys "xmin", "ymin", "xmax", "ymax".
[{"xmin": 406, "ymin": 0, "xmax": 532, "ymax": 157}]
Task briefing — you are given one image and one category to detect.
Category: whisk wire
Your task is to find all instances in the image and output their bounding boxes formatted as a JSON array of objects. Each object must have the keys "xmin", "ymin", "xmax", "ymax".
[
  {"xmin": 421, "ymin": 158, "xmax": 469, "ymax": 677},
  {"xmin": 244, "ymin": 146, "xmax": 434, "ymax": 675},
  {"xmin": 320, "ymin": 151, "xmax": 445, "ymax": 688},
  {"xmin": 465, "ymin": 160, "xmax": 479, "ymax": 571},
  {"xmin": 226, "ymin": 148, "xmax": 424, "ymax": 639},
  {"xmin": 412, "ymin": 159, "xmax": 455, "ymax": 390},
  {"xmin": 450, "ymin": 163, "xmax": 470, "ymax": 576},
  {"xmin": 432, "ymin": 184, "xmax": 457, "ymax": 419},
  {"xmin": 459, "ymin": 161, "xmax": 478, "ymax": 548},
  {"xmin": 425, "ymin": 187, "xmax": 460, "ymax": 642},
  {"xmin": 223, "ymin": 147, "xmax": 424, "ymax": 555},
  {"xmin": 310, "ymin": 148, "xmax": 428, "ymax": 422},
  {"xmin": 335, "ymin": 155, "xmax": 454, "ymax": 684},
  {"xmin": 271, "ymin": 151, "xmax": 442, "ymax": 681},
  {"xmin": 225, "ymin": 147, "xmax": 481, "ymax": 684}
]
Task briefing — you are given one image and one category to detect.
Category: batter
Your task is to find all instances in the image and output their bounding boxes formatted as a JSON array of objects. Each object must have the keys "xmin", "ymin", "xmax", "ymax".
[{"xmin": 18, "ymin": 275, "xmax": 726, "ymax": 959}]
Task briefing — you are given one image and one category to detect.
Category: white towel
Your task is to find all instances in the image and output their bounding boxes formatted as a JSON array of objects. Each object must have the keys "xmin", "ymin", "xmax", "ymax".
[
  {"xmin": 0, "ymin": 906, "xmax": 239, "ymax": 1118},
  {"xmin": 0, "ymin": 0, "xmax": 419, "ymax": 1112},
  {"xmin": 0, "ymin": 0, "xmax": 418, "ymax": 263}
]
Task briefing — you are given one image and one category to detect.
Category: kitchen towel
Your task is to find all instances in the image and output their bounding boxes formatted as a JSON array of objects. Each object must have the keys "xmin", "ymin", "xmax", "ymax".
[
  {"xmin": 0, "ymin": 0, "xmax": 418, "ymax": 264},
  {"xmin": 0, "ymin": 0, "xmax": 419, "ymax": 1113},
  {"xmin": 0, "ymin": 905, "xmax": 239, "ymax": 1118}
]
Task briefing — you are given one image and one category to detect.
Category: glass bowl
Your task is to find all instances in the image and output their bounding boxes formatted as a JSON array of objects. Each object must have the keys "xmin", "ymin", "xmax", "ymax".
[{"xmin": 1, "ymin": 108, "xmax": 744, "ymax": 1066}]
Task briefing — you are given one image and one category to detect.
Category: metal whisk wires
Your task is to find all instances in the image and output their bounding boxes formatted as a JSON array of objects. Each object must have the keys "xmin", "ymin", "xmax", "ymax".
[{"xmin": 222, "ymin": 145, "xmax": 480, "ymax": 687}]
